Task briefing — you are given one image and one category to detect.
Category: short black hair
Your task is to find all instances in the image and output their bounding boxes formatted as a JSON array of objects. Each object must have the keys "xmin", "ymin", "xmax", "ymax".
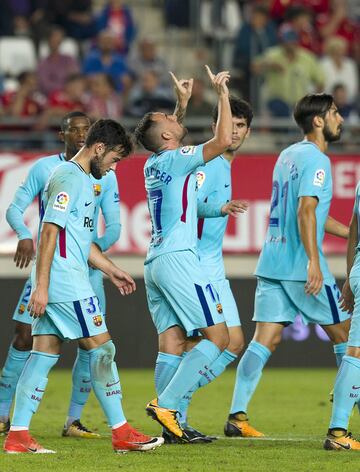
[
  {"xmin": 133, "ymin": 112, "xmax": 160, "ymax": 153},
  {"xmin": 293, "ymin": 93, "xmax": 334, "ymax": 134},
  {"xmin": 85, "ymin": 119, "xmax": 133, "ymax": 157},
  {"xmin": 61, "ymin": 111, "xmax": 89, "ymax": 131},
  {"xmin": 212, "ymin": 96, "xmax": 254, "ymax": 127}
]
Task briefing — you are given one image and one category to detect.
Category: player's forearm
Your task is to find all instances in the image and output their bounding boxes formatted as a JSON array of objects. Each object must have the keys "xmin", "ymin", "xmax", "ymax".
[
  {"xmin": 203, "ymin": 93, "xmax": 232, "ymax": 163},
  {"xmin": 346, "ymin": 214, "xmax": 358, "ymax": 277},
  {"xmin": 197, "ymin": 201, "xmax": 223, "ymax": 218},
  {"xmin": 35, "ymin": 224, "xmax": 58, "ymax": 290},
  {"xmin": 174, "ymin": 100, "xmax": 188, "ymax": 124},
  {"xmin": 298, "ymin": 207, "xmax": 319, "ymax": 263},
  {"xmin": 94, "ymin": 222, "xmax": 121, "ymax": 252},
  {"xmin": 6, "ymin": 203, "xmax": 32, "ymax": 240},
  {"xmin": 325, "ymin": 215, "xmax": 349, "ymax": 239},
  {"xmin": 89, "ymin": 243, "xmax": 115, "ymax": 275}
]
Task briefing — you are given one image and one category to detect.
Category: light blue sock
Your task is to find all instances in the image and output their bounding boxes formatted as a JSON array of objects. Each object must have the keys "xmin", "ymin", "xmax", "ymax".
[
  {"xmin": 333, "ymin": 342, "xmax": 347, "ymax": 367},
  {"xmin": 12, "ymin": 351, "xmax": 59, "ymax": 427},
  {"xmin": 158, "ymin": 339, "xmax": 221, "ymax": 410},
  {"xmin": 0, "ymin": 345, "xmax": 30, "ymax": 421},
  {"xmin": 230, "ymin": 340, "xmax": 271, "ymax": 415},
  {"xmin": 178, "ymin": 349, "xmax": 237, "ymax": 426},
  {"xmin": 330, "ymin": 355, "xmax": 360, "ymax": 430},
  {"xmin": 66, "ymin": 348, "xmax": 91, "ymax": 426},
  {"xmin": 154, "ymin": 352, "xmax": 182, "ymax": 396},
  {"xmin": 88, "ymin": 340, "xmax": 126, "ymax": 427}
]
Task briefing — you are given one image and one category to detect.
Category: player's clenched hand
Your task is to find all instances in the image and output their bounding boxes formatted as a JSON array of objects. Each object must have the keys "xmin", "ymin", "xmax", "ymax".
[
  {"xmin": 305, "ymin": 260, "xmax": 323, "ymax": 295},
  {"xmin": 340, "ymin": 278, "xmax": 354, "ymax": 313},
  {"xmin": 169, "ymin": 72, "xmax": 193, "ymax": 104},
  {"xmin": 205, "ymin": 65, "xmax": 230, "ymax": 96},
  {"xmin": 14, "ymin": 239, "xmax": 34, "ymax": 269},
  {"xmin": 109, "ymin": 267, "xmax": 136, "ymax": 296},
  {"xmin": 221, "ymin": 200, "xmax": 249, "ymax": 217},
  {"xmin": 28, "ymin": 287, "xmax": 48, "ymax": 318}
]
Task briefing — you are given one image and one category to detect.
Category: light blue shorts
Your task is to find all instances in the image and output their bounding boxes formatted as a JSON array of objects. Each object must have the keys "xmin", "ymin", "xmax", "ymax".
[
  {"xmin": 13, "ymin": 269, "xmax": 106, "ymax": 325},
  {"xmin": 32, "ymin": 296, "xmax": 107, "ymax": 341},
  {"xmin": 254, "ymin": 276, "xmax": 350, "ymax": 326},
  {"xmin": 348, "ymin": 255, "xmax": 360, "ymax": 347},
  {"xmin": 144, "ymin": 250, "xmax": 225, "ymax": 334}
]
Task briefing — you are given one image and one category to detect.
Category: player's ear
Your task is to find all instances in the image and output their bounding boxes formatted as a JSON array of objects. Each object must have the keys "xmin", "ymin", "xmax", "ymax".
[
  {"xmin": 313, "ymin": 115, "xmax": 324, "ymax": 129},
  {"xmin": 58, "ymin": 131, "xmax": 65, "ymax": 143},
  {"xmin": 95, "ymin": 143, "xmax": 105, "ymax": 154},
  {"xmin": 161, "ymin": 131, "xmax": 172, "ymax": 141}
]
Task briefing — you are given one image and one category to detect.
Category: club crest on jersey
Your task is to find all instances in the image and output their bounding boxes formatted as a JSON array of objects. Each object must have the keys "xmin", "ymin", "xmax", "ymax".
[
  {"xmin": 93, "ymin": 184, "xmax": 101, "ymax": 196},
  {"xmin": 216, "ymin": 303, "xmax": 223, "ymax": 314},
  {"xmin": 18, "ymin": 304, "xmax": 25, "ymax": 315},
  {"xmin": 93, "ymin": 315, "xmax": 103, "ymax": 327},
  {"xmin": 180, "ymin": 145, "xmax": 197, "ymax": 155},
  {"xmin": 313, "ymin": 169, "xmax": 325, "ymax": 187},
  {"xmin": 53, "ymin": 192, "xmax": 69, "ymax": 212},
  {"xmin": 114, "ymin": 191, "xmax": 120, "ymax": 203},
  {"xmin": 196, "ymin": 171, "xmax": 206, "ymax": 188}
]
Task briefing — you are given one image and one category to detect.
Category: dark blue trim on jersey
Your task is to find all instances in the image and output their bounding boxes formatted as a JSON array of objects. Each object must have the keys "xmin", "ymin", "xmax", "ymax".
[
  {"xmin": 325, "ymin": 285, "xmax": 340, "ymax": 324},
  {"xmin": 73, "ymin": 301, "xmax": 90, "ymax": 337},
  {"xmin": 194, "ymin": 284, "xmax": 214, "ymax": 327},
  {"xmin": 69, "ymin": 160, "xmax": 87, "ymax": 174},
  {"xmin": 59, "ymin": 153, "xmax": 65, "ymax": 161}
]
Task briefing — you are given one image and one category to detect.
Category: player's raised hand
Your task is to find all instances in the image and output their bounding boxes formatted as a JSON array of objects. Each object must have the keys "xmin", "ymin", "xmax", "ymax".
[
  {"xmin": 109, "ymin": 267, "xmax": 136, "ymax": 296},
  {"xmin": 339, "ymin": 278, "xmax": 354, "ymax": 313},
  {"xmin": 169, "ymin": 71, "xmax": 193, "ymax": 104},
  {"xmin": 28, "ymin": 286, "xmax": 48, "ymax": 318},
  {"xmin": 205, "ymin": 65, "xmax": 230, "ymax": 96},
  {"xmin": 305, "ymin": 260, "xmax": 323, "ymax": 295},
  {"xmin": 14, "ymin": 239, "xmax": 34, "ymax": 269},
  {"xmin": 221, "ymin": 200, "xmax": 249, "ymax": 217}
]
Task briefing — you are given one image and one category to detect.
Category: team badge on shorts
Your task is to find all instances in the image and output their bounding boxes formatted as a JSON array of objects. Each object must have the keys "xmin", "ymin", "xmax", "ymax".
[
  {"xmin": 216, "ymin": 303, "xmax": 223, "ymax": 314},
  {"xmin": 93, "ymin": 184, "xmax": 101, "ymax": 196},
  {"xmin": 18, "ymin": 304, "xmax": 26, "ymax": 315},
  {"xmin": 93, "ymin": 315, "xmax": 103, "ymax": 327}
]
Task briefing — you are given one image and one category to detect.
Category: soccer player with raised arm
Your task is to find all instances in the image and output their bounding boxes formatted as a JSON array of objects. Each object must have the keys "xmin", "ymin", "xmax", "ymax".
[
  {"xmin": 224, "ymin": 94, "xmax": 350, "ymax": 437},
  {"xmin": 3, "ymin": 119, "xmax": 163, "ymax": 454},
  {"xmin": 0, "ymin": 112, "xmax": 121, "ymax": 439},
  {"xmin": 324, "ymin": 185, "xmax": 360, "ymax": 450},
  {"xmin": 134, "ymin": 66, "xmax": 234, "ymax": 443}
]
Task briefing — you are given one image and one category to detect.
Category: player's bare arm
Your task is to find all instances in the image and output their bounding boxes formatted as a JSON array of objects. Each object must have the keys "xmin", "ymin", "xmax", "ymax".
[
  {"xmin": 340, "ymin": 213, "xmax": 357, "ymax": 312},
  {"xmin": 28, "ymin": 222, "xmax": 59, "ymax": 317},
  {"xmin": 170, "ymin": 71, "xmax": 193, "ymax": 124},
  {"xmin": 298, "ymin": 196, "xmax": 323, "ymax": 295},
  {"xmin": 14, "ymin": 239, "xmax": 34, "ymax": 269},
  {"xmin": 202, "ymin": 65, "xmax": 232, "ymax": 162},
  {"xmin": 221, "ymin": 200, "xmax": 249, "ymax": 217},
  {"xmin": 325, "ymin": 215, "xmax": 349, "ymax": 239},
  {"xmin": 88, "ymin": 243, "xmax": 136, "ymax": 296}
]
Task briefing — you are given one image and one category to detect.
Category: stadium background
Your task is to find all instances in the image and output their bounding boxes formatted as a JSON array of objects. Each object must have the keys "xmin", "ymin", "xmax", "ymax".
[{"xmin": 0, "ymin": 0, "xmax": 359, "ymax": 367}]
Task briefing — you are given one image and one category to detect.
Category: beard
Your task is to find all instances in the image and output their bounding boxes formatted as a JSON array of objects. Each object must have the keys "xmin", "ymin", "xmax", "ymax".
[
  {"xmin": 323, "ymin": 123, "xmax": 342, "ymax": 143},
  {"xmin": 90, "ymin": 154, "xmax": 103, "ymax": 179}
]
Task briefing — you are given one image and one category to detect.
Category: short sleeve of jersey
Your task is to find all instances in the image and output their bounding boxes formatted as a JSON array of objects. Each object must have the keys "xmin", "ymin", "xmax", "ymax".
[
  {"xmin": 100, "ymin": 171, "xmax": 120, "ymax": 217},
  {"xmin": 354, "ymin": 183, "xmax": 360, "ymax": 214},
  {"xmin": 167, "ymin": 145, "xmax": 205, "ymax": 175},
  {"xmin": 43, "ymin": 168, "xmax": 80, "ymax": 228},
  {"xmin": 298, "ymin": 154, "xmax": 329, "ymax": 200}
]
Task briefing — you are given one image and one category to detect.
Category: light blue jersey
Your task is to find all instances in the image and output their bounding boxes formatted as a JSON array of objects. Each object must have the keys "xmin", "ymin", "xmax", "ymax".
[
  {"xmin": 144, "ymin": 145, "xmax": 204, "ymax": 263},
  {"xmin": 31, "ymin": 161, "xmax": 96, "ymax": 303},
  {"xmin": 197, "ymin": 156, "xmax": 231, "ymax": 281},
  {"xmin": 256, "ymin": 140, "xmax": 332, "ymax": 281}
]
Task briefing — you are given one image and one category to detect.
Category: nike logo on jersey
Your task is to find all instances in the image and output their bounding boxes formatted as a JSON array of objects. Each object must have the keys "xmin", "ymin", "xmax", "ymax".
[
  {"xmin": 82, "ymin": 379, "xmax": 91, "ymax": 384},
  {"xmin": 352, "ymin": 386, "xmax": 360, "ymax": 389},
  {"xmin": 85, "ymin": 201, "xmax": 92, "ymax": 207},
  {"xmin": 35, "ymin": 387, "xmax": 45, "ymax": 392},
  {"xmin": 224, "ymin": 184, "xmax": 230, "ymax": 188},
  {"xmin": 106, "ymin": 380, "xmax": 120, "ymax": 388}
]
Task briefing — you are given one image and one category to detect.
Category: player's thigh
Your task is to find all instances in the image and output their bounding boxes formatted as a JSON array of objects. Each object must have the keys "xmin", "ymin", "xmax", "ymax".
[
  {"xmin": 32, "ymin": 296, "xmax": 108, "ymax": 341},
  {"xmin": 159, "ymin": 325, "xmax": 187, "ymax": 355},
  {"xmin": 32, "ymin": 334, "xmax": 62, "ymax": 355},
  {"xmin": 144, "ymin": 262, "xmax": 182, "ymax": 335},
  {"xmin": 347, "ymin": 276, "xmax": 360, "ymax": 348},
  {"xmin": 89, "ymin": 267, "xmax": 106, "ymax": 315},
  {"xmin": 213, "ymin": 278, "xmax": 241, "ymax": 327},
  {"xmin": 13, "ymin": 321, "xmax": 33, "ymax": 350},
  {"xmin": 281, "ymin": 277, "xmax": 350, "ymax": 327},
  {"xmin": 12, "ymin": 278, "xmax": 33, "ymax": 325},
  {"xmin": 151, "ymin": 251, "xmax": 226, "ymax": 333},
  {"xmin": 253, "ymin": 277, "xmax": 298, "ymax": 324},
  {"xmin": 227, "ymin": 325, "xmax": 245, "ymax": 355}
]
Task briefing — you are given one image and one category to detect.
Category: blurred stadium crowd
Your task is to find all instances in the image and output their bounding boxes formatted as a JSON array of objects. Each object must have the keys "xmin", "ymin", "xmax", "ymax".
[{"xmin": 0, "ymin": 0, "xmax": 359, "ymax": 146}]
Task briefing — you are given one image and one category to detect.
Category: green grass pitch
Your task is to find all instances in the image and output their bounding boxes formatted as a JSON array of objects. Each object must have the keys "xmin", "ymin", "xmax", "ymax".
[{"xmin": 1, "ymin": 368, "xmax": 359, "ymax": 472}]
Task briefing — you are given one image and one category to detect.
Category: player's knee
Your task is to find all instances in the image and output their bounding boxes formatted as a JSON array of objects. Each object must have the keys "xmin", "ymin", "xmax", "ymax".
[
  {"xmin": 227, "ymin": 339, "xmax": 244, "ymax": 356},
  {"xmin": 211, "ymin": 330, "xmax": 230, "ymax": 352}
]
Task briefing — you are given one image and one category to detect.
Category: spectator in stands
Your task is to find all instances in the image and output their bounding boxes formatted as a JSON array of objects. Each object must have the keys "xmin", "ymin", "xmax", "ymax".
[
  {"xmin": 1, "ymin": 71, "xmax": 46, "ymax": 117},
  {"xmin": 85, "ymin": 73, "xmax": 122, "ymax": 120},
  {"xmin": 320, "ymin": 36, "xmax": 358, "ymax": 105},
  {"xmin": 52, "ymin": 0, "xmax": 95, "ymax": 40},
  {"xmin": 95, "ymin": 0, "xmax": 136, "ymax": 55},
  {"xmin": 126, "ymin": 69, "xmax": 175, "ymax": 117},
  {"xmin": 200, "ymin": 0, "xmax": 243, "ymax": 43},
  {"xmin": 270, "ymin": 0, "xmax": 330, "ymax": 25},
  {"xmin": 37, "ymin": 27, "xmax": 80, "ymax": 97},
  {"xmin": 332, "ymin": 83, "xmax": 357, "ymax": 120},
  {"xmin": 164, "ymin": 0, "xmax": 191, "ymax": 28},
  {"xmin": 233, "ymin": 5, "xmax": 277, "ymax": 100},
  {"xmin": 82, "ymin": 29, "xmax": 130, "ymax": 92},
  {"xmin": 184, "ymin": 78, "xmax": 213, "ymax": 118},
  {"xmin": 283, "ymin": 5, "xmax": 322, "ymax": 55},
  {"xmin": 128, "ymin": 38, "xmax": 170, "ymax": 90},
  {"xmin": 252, "ymin": 27, "xmax": 324, "ymax": 117}
]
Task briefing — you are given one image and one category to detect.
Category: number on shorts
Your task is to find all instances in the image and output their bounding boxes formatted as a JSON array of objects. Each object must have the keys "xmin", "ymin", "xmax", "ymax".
[{"xmin": 85, "ymin": 297, "xmax": 97, "ymax": 314}]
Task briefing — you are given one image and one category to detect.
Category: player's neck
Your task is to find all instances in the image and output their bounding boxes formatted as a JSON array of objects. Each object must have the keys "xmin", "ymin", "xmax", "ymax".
[
  {"xmin": 223, "ymin": 151, "xmax": 235, "ymax": 163},
  {"xmin": 304, "ymin": 133, "xmax": 328, "ymax": 153},
  {"xmin": 72, "ymin": 149, "xmax": 91, "ymax": 174}
]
